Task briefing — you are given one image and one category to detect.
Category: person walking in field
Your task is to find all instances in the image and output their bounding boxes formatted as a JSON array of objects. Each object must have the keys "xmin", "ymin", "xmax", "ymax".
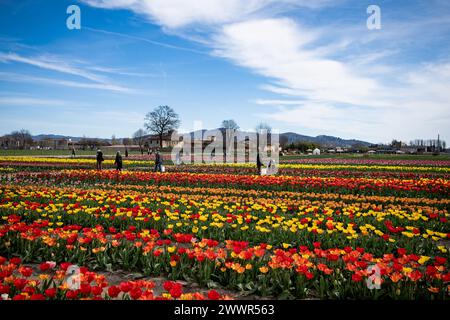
[
  {"xmin": 114, "ymin": 151, "xmax": 123, "ymax": 171},
  {"xmin": 256, "ymin": 152, "xmax": 263, "ymax": 175},
  {"xmin": 96, "ymin": 149, "xmax": 104, "ymax": 171},
  {"xmin": 125, "ymin": 148, "xmax": 129, "ymax": 158},
  {"xmin": 267, "ymin": 158, "xmax": 277, "ymax": 175},
  {"xmin": 154, "ymin": 150, "xmax": 163, "ymax": 172},
  {"xmin": 71, "ymin": 148, "xmax": 76, "ymax": 158}
]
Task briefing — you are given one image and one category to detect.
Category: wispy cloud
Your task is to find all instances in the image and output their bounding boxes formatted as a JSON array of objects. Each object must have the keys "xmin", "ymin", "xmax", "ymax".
[
  {"xmin": 79, "ymin": 0, "xmax": 450, "ymax": 141},
  {"xmin": 81, "ymin": 0, "xmax": 336, "ymax": 29},
  {"xmin": 213, "ymin": 18, "xmax": 383, "ymax": 107},
  {"xmin": 0, "ymin": 72, "xmax": 134, "ymax": 93},
  {"xmin": 0, "ymin": 96, "xmax": 71, "ymax": 107},
  {"xmin": 0, "ymin": 51, "xmax": 144, "ymax": 93},
  {"xmin": 83, "ymin": 26, "xmax": 207, "ymax": 55},
  {"xmin": 0, "ymin": 52, "xmax": 106, "ymax": 83}
]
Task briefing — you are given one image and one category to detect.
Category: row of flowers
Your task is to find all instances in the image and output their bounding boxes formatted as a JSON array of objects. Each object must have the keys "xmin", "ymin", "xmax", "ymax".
[
  {"xmin": 78, "ymin": 181, "xmax": 450, "ymax": 207},
  {"xmin": 281, "ymin": 158, "xmax": 450, "ymax": 167},
  {"xmin": 165, "ymin": 165, "xmax": 449, "ymax": 179},
  {"xmin": 3, "ymin": 163, "xmax": 449, "ymax": 180},
  {"xmin": 1, "ymin": 156, "xmax": 449, "ymax": 173},
  {"xmin": 5, "ymin": 169, "xmax": 448, "ymax": 198},
  {"xmin": 1, "ymin": 160, "xmax": 449, "ymax": 299},
  {"xmin": 1, "ymin": 217, "xmax": 449, "ymax": 299},
  {"xmin": 193, "ymin": 163, "xmax": 450, "ymax": 173},
  {"xmin": 0, "ymin": 185, "xmax": 448, "ymax": 254},
  {"xmin": 0, "ymin": 256, "xmax": 230, "ymax": 300}
]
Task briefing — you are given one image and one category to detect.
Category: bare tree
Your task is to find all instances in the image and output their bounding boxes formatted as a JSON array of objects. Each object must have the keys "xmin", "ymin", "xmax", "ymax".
[
  {"xmin": 221, "ymin": 119, "xmax": 239, "ymax": 156},
  {"xmin": 10, "ymin": 129, "xmax": 33, "ymax": 149},
  {"xmin": 111, "ymin": 134, "xmax": 117, "ymax": 146},
  {"xmin": 221, "ymin": 120, "xmax": 239, "ymax": 131},
  {"xmin": 122, "ymin": 138, "xmax": 133, "ymax": 146},
  {"xmin": 133, "ymin": 129, "xmax": 147, "ymax": 154},
  {"xmin": 144, "ymin": 106, "xmax": 180, "ymax": 148},
  {"xmin": 255, "ymin": 122, "xmax": 272, "ymax": 134},
  {"xmin": 79, "ymin": 135, "xmax": 89, "ymax": 150}
]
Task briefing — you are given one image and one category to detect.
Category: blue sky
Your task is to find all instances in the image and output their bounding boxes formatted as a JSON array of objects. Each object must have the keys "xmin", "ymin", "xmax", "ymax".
[{"xmin": 0, "ymin": 0, "xmax": 449, "ymax": 143}]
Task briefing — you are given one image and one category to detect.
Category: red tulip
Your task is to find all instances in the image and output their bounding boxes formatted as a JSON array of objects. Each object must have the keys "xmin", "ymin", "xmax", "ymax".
[
  {"xmin": 352, "ymin": 274, "xmax": 363, "ymax": 282},
  {"xmin": 119, "ymin": 282, "xmax": 132, "ymax": 293},
  {"xmin": 207, "ymin": 290, "xmax": 221, "ymax": 300},
  {"xmin": 66, "ymin": 290, "xmax": 79, "ymax": 299},
  {"xmin": 108, "ymin": 286, "xmax": 121, "ymax": 298},
  {"xmin": 45, "ymin": 288, "xmax": 57, "ymax": 298},
  {"xmin": 13, "ymin": 278, "xmax": 27, "ymax": 290},
  {"xmin": 92, "ymin": 286, "xmax": 103, "ymax": 296},
  {"xmin": 130, "ymin": 288, "xmax": 142, "ymax": 300},
  {"xmin": 169, "ymin": 284, "xmax": 183, "ymax": 299},
  {"xmin": 0, "ymin": 285, "xmax": 10, "ymax": 294},
  {"xmin": 39, "ymin": 262, "xmax": 51, "ymax": 272}
]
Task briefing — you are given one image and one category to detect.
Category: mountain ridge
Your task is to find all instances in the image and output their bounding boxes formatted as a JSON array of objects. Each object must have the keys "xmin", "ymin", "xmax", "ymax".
[{"xmin": 31, "ymin": 132, "xmax": 372, "ymax": 148}]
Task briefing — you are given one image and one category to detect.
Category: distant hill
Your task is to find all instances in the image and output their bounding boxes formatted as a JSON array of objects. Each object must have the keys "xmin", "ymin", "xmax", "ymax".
[
  {"xmin": 32, "ymin": 134, "xmax": 84, "ymax": 142},
  {"xmin": 32, "ymin": 135, "xmax": 116, "ymax": 143},
  {"xmin": 280, "ymin": 132, "xmax": 372, "ymax": 148},
  {"xmin": 31, "ymin": 131, "xmax": 372, "ymax": 148},
  {"xmin": 186, "ymin": 130, "xmax": 372, "ymax": 148}
]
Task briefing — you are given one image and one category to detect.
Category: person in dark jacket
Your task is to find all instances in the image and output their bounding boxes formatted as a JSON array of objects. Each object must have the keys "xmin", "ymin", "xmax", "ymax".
[
  {"xmin": 114, "ymin": 151, "xmax": 123, "ymax": 171},
  {"xmin": 256, "ymin": 152, "xmax": 263, "ymax": 175},
  {"xmin": 125, "ymin": 148, "xmax": 129, "ymax": 158},
  {"xmin": 71, "ymin": 148, "xmax": 76, "ymax": 158},
  {"xmin": 154, "ymin": 150, "xmax": 163, "ymax": 172},
  {"xmin": 96, "ymin": 149, "xmax": 104, "ymax": 171}
]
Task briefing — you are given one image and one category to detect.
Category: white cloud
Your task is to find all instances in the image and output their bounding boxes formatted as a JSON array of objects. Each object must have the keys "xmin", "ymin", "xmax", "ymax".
[
  {"xmin": 0, "ymin": 97, "xmax": 71, "ymax": 107},
  {"xmin": 254, "ymin": 99, "xmax": 306, "ymax": 106},
  {"xmin": 81, "ymin": 0, "xmax": 335, "ymax": 29},
  {"xmin": 0, "ymin": 52, "xmax": 143, "ymax": 93},
  {"xmin": 257, "ymin": 62, "xmax": 450, "ymax": 142},
  {"xmin": 91, "ymin": 110, "xmax": 144, "ymax": 125},
  {"xmin": 60, "ymin": 1, "xmax": 450, "ymax": 141},
  {"xmin": 0, "ymin": 52, "xmax": 106, "ymax": 83},
  {"xmin": 262, "ymin": 102, "xmax": 379, "ymax": 139},
  {"xmin": 213, "ymin": 19, "xmax": 382, "ymax": 107},
  {"xmin": 0, "ymin": 72, "xmax": 134, "ymax": 93}
]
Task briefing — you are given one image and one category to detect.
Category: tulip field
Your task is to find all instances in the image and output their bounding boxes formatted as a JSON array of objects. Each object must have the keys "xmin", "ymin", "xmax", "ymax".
[{"xmin": 0, "ymin": 155, "xmax": 449, "ymax": 300}]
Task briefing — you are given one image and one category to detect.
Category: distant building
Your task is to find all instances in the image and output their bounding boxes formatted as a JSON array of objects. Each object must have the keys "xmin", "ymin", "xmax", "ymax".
[
  {"xmin": 145, "ymin": 131, "xmax": 179, "ymax": 149},
  {"xmin": 38, "ymin": 138, "xmax": 69, "ymax": 150},
  {"xmin": 313, "ymin": 148, "xmax": 321, "ymax": 155},
  {"xmin": 409, "ymin": 136, "xmax": 446, "ymax": 153}
]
